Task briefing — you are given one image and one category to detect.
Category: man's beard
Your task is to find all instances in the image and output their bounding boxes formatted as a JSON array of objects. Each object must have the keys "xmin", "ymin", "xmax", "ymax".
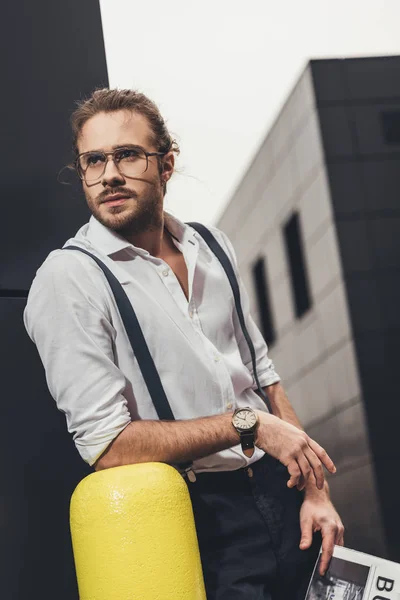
[{"xmin": 87, "ymin": 185, "xmax": 163, "ymax": 236}]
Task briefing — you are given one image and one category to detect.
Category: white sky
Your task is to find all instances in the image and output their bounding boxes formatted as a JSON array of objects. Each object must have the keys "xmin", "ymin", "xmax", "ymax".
[{"xmin": 99, "ymin": 0, "xmax": 400, "ymax": 225}]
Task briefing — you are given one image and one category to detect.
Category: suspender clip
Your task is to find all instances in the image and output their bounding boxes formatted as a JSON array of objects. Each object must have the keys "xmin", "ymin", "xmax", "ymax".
[{"xmin": 184, "ymin": 466, "xmax": 197, "ymax": 483}]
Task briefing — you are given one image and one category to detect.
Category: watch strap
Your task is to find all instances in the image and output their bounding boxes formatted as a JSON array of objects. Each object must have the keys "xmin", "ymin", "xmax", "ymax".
[{"xmin": 240, "ymin": 432, "xmax": 256, "ymax": 458}]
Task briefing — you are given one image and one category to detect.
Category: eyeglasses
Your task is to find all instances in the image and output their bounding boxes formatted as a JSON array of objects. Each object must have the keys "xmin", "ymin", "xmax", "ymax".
[{"xmin": 75, "ymin": 145, "xmax": 168, "ymax": 184}]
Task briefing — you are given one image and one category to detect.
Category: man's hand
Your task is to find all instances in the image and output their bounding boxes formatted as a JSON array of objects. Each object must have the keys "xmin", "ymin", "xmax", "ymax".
[
  {"xmin": 255, "ymin": 411, "xmax": 336, "ymax": 490},
  {"xmin": 299, "ymin": 486, "xmax": 344, "ymax": 576}
]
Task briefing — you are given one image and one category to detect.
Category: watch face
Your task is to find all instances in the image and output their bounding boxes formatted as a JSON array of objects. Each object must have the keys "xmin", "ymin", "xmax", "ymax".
[{"xmin": 232, "ymin": 409, "xmax": 257, "ymax": 431}]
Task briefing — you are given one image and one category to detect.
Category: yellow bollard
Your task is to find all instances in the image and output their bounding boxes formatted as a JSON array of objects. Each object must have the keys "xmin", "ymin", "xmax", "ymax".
[{"xmin": 70, "ymin": 462, "xmax": 206, "ymax": 600}]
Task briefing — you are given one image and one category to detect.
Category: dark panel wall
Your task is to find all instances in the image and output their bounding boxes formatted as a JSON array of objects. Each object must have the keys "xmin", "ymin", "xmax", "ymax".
[
  {"xmin": 1, "ymin": 298, "xmax": 91, "ymax": 599},
  {"xmin": 312, "ymin": 56, "xmax": 400, "ymax": 559},
  {"xmin": 1, "ymin": 2, "xmax": 108, "ymax": 598},
  {"xmin": 0, "ymin": 1, "xmax": 108, "ymax": 292}
]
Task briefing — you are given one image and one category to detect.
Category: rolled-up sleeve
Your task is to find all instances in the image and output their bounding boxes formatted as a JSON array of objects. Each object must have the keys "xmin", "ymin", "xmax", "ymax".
[
  {"xmin": 214, "ymin": 229, "xmax": 281, "ymax": 389},
  {"xmin": 23, "ymin": 252, "xmax": 132, "ymax": 465}
]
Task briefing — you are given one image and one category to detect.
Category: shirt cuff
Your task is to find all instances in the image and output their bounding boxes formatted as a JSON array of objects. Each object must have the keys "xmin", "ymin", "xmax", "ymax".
[
  {"xmin": 252, "ymin": 369, "xmax": 281, "ymax": 390},
  {"xmin": 74, "ymin": 421, "xmax": 131, "ymax": 466}
]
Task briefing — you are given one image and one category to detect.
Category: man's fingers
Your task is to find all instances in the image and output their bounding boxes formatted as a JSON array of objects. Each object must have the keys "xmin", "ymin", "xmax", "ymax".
[
  {"xmin": 299, "ymin": 518, "xmax": 313, "ymax": 550},
  {"xmin": 320, "ymin": 521, "xmax": 344, "ymax": 574},
  {"xmin": 288, "ymin": 447, "xmax": 326, "ymax": 490},
  {"xmin": 336, "ymin": 535, "xmax": 345, "ymax": 547},
  {"xmin": 287, "ymin": 461, "xmax": 301, "ymax": 488},
  {"xmin": 296, "ymin": 474, "xmax": 306, "ymax": 491},
  {"xmin": 304, "ymin": 448, "xmax": 325, "ymax": 490},
  {"xmin": 296, "ymin": 454, "xmax": 312, "ymax": 488},
  {"xmin": 308, "ymin": 438, "xmax": 336, "ymax": 474},
  {"xmin": 335, "ymin": 523, "xmax": 345, "ymax": 546},
  {"xmin": 319, "ymin": 526, "xmax": 336, "ymax": 576}
]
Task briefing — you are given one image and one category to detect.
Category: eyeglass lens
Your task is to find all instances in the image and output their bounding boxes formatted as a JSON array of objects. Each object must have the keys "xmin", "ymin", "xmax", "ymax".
[{"xmin": 79, "ymin": 147, "xmax": 148, "ymax": 182}]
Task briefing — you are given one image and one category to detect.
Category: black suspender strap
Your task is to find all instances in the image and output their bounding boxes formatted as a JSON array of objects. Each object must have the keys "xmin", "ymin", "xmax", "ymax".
[
  {"xmin": 186, "ymin": 222, "xmax": 272, "ymax": 414},
  {"xmin": 64, "ymin": 245, "xmax": 196, "ymax": 478},
  {"xmin": 63, "ymin": 246, "xmax": 175, "ymax": 422}
]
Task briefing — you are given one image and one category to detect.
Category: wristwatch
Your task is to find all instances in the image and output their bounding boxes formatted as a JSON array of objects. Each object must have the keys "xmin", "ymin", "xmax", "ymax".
[{"xmin": 231, "ymin": 407, "xmax": 259, "ymax": 458}]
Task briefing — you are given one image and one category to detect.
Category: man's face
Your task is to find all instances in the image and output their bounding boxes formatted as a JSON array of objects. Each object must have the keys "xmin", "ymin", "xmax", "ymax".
[{"xmin": 77, "ymin": 110, "xmax": 173, "ymax": 235}]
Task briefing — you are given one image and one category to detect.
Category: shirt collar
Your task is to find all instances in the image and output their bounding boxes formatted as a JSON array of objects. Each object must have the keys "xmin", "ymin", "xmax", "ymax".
[{"xmin": 86, "ymin": 211, "xmax": 193, "ymax": 257}]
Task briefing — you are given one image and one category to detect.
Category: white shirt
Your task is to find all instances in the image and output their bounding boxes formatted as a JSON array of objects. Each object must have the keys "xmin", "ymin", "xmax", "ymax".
[{"xmin": 23, "ymin": 212, "xmax": 280, "ymax": 472}]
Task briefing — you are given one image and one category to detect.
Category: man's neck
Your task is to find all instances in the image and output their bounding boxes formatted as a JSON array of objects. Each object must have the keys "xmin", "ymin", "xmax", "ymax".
[{"xmin": 123, "ymin": 215, "xmax": 179, "ymax": 259}]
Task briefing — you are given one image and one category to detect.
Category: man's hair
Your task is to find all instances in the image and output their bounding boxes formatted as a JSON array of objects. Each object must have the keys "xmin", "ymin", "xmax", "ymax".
[{"xmin": 70, "ymin": 89, "xmax": 180, "ymax": 193}]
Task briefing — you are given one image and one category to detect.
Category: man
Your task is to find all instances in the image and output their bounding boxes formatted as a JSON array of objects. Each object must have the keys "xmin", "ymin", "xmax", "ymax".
[{"xmin": 24, "ymin": 88, "xmax": 344, "ymax": 599}]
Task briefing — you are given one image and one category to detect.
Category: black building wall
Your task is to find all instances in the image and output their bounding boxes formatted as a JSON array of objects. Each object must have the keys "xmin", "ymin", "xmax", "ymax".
[
  {"xmin": 1, "ymin": 2, "xmax": 108, "ymax": 597},
  {"xmin": 312, "ymin": 56, "xmax": 400, "ymax": 559}
]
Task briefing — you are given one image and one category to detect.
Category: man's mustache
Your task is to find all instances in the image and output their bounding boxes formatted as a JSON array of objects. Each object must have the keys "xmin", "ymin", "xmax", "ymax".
[{"xmin": 97, "ymin": 188, "xmax": 138, "ymax": 203}]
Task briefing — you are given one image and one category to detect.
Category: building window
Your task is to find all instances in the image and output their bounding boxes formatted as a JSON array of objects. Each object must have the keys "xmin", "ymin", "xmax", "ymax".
[
  {"xmin": 283, "ymin": 212, "xmax": 312, "ymax": 318},
  {"xmin": 381, "ymin": 110, "xmax": 400, "ymax": 145},
  {"xmin": 252, "ymin": 257, "xmax": 276, "ymax": 346}
]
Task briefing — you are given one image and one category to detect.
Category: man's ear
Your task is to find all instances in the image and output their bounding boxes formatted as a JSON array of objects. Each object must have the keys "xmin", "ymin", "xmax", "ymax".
[{"xmin": 161, "ymin": 152, "xmax": 175, "ymax": 183}]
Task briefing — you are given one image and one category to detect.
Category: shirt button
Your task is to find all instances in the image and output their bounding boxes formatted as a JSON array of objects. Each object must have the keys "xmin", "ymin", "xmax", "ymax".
[
  {"xmin": 214, "ymin": 354, "xmax": 221, "ymax": 362},
  {"xmin": 189, "ymin": 311, "xmax": 194, "ymax": 318},
  {"xmin": 247, "ymin": 467, "xmax": 254, "ymax": 478},
  {"xmin": 162, "ymin": 269, "xmax": 169, "ymax": 277},
  {"xmin": 226, "ymin": 403, "xmax": 233, "ymax": 409}
]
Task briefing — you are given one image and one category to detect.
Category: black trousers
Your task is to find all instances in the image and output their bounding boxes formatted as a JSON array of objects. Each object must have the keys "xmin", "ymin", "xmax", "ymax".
[{"xmin": 187, "ymin": 454, "xmax": 321, "ymax": 600}]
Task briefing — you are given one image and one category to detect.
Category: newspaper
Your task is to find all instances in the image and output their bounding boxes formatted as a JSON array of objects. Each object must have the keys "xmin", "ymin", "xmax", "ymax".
[{"xmin": 305, "ymin": 545, "xmax": 400, "ymax": 600}]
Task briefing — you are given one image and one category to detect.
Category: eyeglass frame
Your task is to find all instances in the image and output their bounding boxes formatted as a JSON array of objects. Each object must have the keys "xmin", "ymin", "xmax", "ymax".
[{"xmin": 74, "ymin": 144, "xmax": 169, "ymax": 185}]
